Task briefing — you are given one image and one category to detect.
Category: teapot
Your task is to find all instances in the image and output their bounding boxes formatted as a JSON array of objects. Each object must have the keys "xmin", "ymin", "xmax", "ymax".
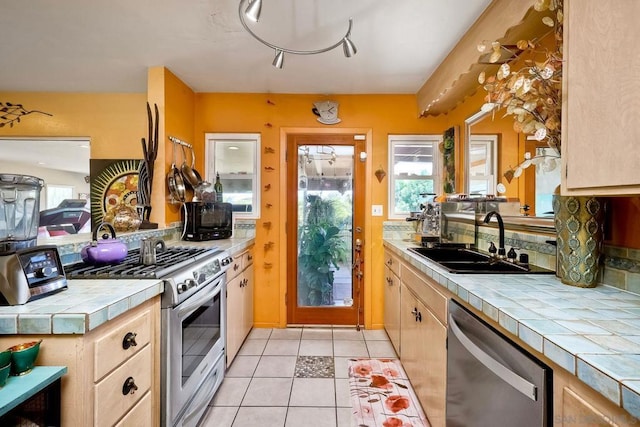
[
  {"xmin": 139, "ymin": 237, "xmax": 166, "ymax": 265},
  {"xmin": 81, "ymin": 222, "xmax": 128, "ymax": 265}
]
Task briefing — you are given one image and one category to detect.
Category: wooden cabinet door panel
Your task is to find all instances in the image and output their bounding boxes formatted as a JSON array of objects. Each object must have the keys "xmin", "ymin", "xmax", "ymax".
[
  {"xmin": 226, "ymin": 274, "xmax": 243, "ymax": 366},
  {"xmin": 563, "ymin": 0, "xmax": 640, "ymax": 194},
  {"xmin": 384, "ymin": 265, "xmax": 401, "ymax": 355}
]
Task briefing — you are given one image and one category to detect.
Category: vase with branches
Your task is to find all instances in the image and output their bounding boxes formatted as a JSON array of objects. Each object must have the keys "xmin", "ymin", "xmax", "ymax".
[{"xmin": 478, "ymin": 0, "xmax": 563, "ymax": 161}]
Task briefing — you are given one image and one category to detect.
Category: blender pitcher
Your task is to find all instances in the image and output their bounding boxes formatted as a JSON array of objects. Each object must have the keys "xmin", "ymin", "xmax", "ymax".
[{"xmin": 0, "ymin": 174, "xmax": 44, "ymax": 255}]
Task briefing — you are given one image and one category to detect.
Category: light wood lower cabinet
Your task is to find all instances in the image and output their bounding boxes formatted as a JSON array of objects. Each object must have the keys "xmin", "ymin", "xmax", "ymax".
[
  {"xmin": 553, "ymin": 363, "xmax": 638, "ymax": 427},
  {"xmin": 0, "ymin": 296, "xmax": 160, "ymax": 426},
  {"xmin": 399, "ymin": 264, "xmax": 447, "ymax": 427},
  {"xmin": 385, "ymin": 250, "xmax": 640, "ymax": 426},
  {"xmin": 383, "ymin": 250, "xmax": 401, "ymax": 354},
  {"xmin": 226, "ymin": 245, "xmax": 254, "ymax": 367}
]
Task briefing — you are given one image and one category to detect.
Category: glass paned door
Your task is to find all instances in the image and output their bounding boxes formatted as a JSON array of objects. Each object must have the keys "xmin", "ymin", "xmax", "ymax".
[
  {"xmin": 287, "ymin": 134, "xmax": 364, "ymax": 326},
  {"xmin": 297, "ymin": 145, "xmax": 354, "ymax": 307}
]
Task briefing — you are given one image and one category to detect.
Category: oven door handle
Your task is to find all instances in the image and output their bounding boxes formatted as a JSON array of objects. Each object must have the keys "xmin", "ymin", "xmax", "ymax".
[
  {"xmin": 176, "ymin": 282, "xmax": 222, "ymax": 320},
  {"xmin": 449, "ymin": 313, "xmax": 538, "ymax": 401}
]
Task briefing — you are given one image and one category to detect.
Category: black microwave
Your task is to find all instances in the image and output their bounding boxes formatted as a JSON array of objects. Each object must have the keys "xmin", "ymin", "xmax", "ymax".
[{"xmin": 183, "ymin": 202, "xmax": 233, "ymax": 241}]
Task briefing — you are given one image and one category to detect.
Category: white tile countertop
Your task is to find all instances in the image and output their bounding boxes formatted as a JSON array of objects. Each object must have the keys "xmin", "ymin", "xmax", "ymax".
[
  {"xmin": 384, "ymin": 239, "xmax": 640, "ymax": 421},
  {"xmin": 0, "ymin": 237, "xmax": 255, "ymax": 335},
  {"xmin": 0, "ymin": 278, "xmax": 163, "ymax": 334}
]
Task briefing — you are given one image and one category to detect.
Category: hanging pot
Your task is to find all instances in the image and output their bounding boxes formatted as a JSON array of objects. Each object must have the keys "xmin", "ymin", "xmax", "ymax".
[
  {"xmin": 181, "ymin": 145, "xmax": 202, "ymax": 188},
  {"xmin": 81, "ymin": 222, "xmax": 128, "ymax": 265},
  {"xmin": 167, "ymin": 141, "xmax": 185, "ymax": 203}
]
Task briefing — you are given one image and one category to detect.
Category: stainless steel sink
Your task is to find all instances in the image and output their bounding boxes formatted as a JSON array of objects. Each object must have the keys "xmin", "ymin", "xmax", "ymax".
[
  {"xmin": 407, "ymin": 247, "xmax": 554, "ymax": 274},
  {"xmin": 409, "ymin": 247, "xmax": 490, "ymax": 262}
]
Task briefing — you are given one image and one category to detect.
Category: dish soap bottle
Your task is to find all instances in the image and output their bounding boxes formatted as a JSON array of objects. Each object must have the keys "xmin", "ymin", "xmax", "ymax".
[{"xmin": 214, "ymin": 172, "xmax": 223, "ymax": 202}]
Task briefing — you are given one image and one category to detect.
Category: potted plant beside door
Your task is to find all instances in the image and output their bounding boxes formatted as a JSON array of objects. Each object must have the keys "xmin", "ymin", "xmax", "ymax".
[{"xmin": 297, "ymin": 196, "xmax": 349, "ymax": 306}]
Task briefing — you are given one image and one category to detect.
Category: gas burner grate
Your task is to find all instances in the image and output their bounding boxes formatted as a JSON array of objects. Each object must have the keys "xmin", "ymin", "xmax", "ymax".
[{"xmin": 64, "ymin": 246, "xmax": 217, "ymax": 279}]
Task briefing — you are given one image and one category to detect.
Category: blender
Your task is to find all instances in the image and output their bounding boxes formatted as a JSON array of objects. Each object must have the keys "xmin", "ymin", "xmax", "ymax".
[
  {"xmin": 0, "ymin": 174, "xmax": 44, "ymax": 254},
  {"xmin": 0, "ymin": 174, "xmax": 67, "ymax": 305}
]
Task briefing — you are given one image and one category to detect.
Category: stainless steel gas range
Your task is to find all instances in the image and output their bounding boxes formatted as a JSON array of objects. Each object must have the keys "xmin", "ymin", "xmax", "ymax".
[{"xmin": 65, "ymin": 245, "xmax": 232, "ymax": 427}]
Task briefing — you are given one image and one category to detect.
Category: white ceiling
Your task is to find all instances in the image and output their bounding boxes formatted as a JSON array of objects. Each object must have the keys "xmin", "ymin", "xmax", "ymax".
[{"xmin": 0, "ymin": 0, "xmax": 492, "ymax": 94}]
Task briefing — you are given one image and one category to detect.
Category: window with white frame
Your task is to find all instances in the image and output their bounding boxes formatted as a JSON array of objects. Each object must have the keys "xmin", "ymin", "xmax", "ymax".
[
  {"xmin": 468, "ymin": 135, "xmax": 498, "ymax": 195},
  {"xmin": 388, "ymin": 135, "xmax": 441, "ymax": 218}
]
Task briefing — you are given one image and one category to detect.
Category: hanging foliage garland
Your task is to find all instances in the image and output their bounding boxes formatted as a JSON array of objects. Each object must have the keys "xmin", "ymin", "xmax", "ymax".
[{"xmin": 0, "ymin": 102, "xmax": 52, "ymax": 128}]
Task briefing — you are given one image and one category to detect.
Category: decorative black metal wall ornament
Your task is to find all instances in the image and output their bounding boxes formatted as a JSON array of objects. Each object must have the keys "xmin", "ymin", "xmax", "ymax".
[{"xmin": 0, "ymin": 102, "xmax": 52, "ymax": 127}]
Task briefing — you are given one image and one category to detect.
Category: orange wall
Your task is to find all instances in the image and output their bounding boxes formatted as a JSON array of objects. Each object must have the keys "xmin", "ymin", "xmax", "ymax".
[
  {"xmin": 147, "ymin": 67, "xmax": 196, "ymax": 225},
  {"xmin": 194, "ymin": 93, "xmax": 448, "ymax": 328},
  {"xmin": 0, "ymin": 92, "xmax": 146, "ymax": 159}
]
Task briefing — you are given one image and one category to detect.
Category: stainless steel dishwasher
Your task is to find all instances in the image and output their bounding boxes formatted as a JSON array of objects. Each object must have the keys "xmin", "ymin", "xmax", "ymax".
[{"xmin": 446, "ymin": 300, "xmax": 552, "ymax": 426}]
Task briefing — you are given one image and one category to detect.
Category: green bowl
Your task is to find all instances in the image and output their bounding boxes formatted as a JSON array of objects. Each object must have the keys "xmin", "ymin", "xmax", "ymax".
[
  {"xmin": 0, "ymin": 363, "xmax": 9, "ymax": 387},
  {"xmin": 8, "ymin": 340, "xmax": 41, "ymax": 376},
  {"xmin": 0, "ymin": 349, "xmax": 11, "ymax": 367}
]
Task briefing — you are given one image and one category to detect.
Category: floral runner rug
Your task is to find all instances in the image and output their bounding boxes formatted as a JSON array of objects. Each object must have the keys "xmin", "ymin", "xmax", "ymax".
[{"xmin": 348, "ymin": 358, "xmax": 430, "ymax": 427}]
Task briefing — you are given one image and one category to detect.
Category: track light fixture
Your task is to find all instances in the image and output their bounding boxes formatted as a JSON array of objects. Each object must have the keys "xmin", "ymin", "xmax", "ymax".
[{"xmin": 238, "ymin": 0, "xmax": 357, "ymax": 69}]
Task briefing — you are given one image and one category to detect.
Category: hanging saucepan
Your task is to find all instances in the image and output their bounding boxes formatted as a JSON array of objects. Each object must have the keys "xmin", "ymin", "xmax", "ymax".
[
  {"xmin": 180, "ymin": 145, "xmax": 202, "ymax": 188},
  {"xmin": 189, "ymin": 145, "xmax": 203, "ymax": 184},
  {"xmin": 167, "ymin": 141, "xmax": 185, "ymax": 203}
]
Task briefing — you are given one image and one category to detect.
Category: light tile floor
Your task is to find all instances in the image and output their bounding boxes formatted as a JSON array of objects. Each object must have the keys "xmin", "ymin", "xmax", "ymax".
[{"xmin": 200, "ymin": 327, "xmax": 397, "ymax": 427}]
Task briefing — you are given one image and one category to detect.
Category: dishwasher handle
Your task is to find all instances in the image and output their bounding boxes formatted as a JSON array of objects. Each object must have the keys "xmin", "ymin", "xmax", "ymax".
[{"xmin": 449, "ymin": 313, "xmax": 538, "ymax": 401}]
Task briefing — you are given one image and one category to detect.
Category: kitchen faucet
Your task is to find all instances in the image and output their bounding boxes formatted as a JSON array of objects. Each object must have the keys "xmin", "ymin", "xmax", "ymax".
[{"xmin": 483, "ymin": 211, "xmax": 506, "ymax": 258}]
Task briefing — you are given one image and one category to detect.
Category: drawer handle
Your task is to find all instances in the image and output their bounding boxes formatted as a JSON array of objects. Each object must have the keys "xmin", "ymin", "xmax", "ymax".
[
  {"xmin": 247, "ymin": 254, "xmax": 253, "ymax": 261},
  {"xmin": 122, "ymin": 332, "xmax": 138, "ymax": 350},
  {"xmin": 416, "ymin": 311, "xmax": 422, "ymax": 322},
  {"xmin": 122, "ymin": 377, "xmax": 138, "ymax": 395},
  {"xmin": 386, "ymin": 259, "xmax": 393, "ymax": 266},
  {"xmin": 234, "ymin": 264, "xmax": 239, "ymax": 271}
]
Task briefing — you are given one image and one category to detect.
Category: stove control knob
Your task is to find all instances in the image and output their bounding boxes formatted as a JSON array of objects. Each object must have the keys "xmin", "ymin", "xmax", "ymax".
[
  {"xmin": 177, "ymin": 282, "xmax": 189, "ymax": 294},
  {"xmin": 221, "ymin": 257, "xmax": 232, "ymax": 266},
  {"xmin": 185, "ymin": 278, "xmax": 197, "ymax": 290}
]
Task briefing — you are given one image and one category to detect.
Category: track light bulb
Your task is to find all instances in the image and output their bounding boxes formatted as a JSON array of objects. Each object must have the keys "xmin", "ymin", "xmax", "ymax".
[
  {"xmin": 244, "ymin": 0, "xmax": 262, "ymax": 22},
  {"xmin": 342, "ymin": 37, "xmax": 357, "ymax": 57},
  {"xmin": 272, "ymin": 50, "xmax": 284, "ymax": 69}
]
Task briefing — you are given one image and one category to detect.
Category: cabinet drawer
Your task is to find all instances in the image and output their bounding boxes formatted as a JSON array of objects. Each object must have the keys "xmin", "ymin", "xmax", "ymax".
[
  {"xmin": 95, "ymin": 344, "xmax": 152, "ymax": 427},
  {"xmin": 402, "ymin": 265, "xmax": 447, "ymax": 325},
  {"xmin": 384, "ymin": 265, "xmax": 399, "ymax": 288},
  {"xmin": 227, "ymin": 254, "xmax": 243, "ymax": 280},
  {"xmin": 242, "ymin": 248, "xmax": 254, "ymax": 269},
  {"xmin": 114, "ymin": 390, "xmax": 152, "ymax": 427},
  {"xmin": 94, "ymin": 309, "xmax": 151, "ymax": 381},
  {"xmin": 384, "ymin": 251, "xmax": 401, "ymax": 278}
]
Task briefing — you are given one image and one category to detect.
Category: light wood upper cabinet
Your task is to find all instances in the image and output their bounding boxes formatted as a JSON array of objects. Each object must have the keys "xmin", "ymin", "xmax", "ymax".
[{"xmin": 562, "ymin": 0, "xmax": 640, "ymax": 195}]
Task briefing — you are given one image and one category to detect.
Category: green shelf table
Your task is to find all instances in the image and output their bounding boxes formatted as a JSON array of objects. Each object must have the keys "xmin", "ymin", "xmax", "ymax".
[{"xmin": 0, "ymin": 366, "xmax": 67, "ymax": 425}]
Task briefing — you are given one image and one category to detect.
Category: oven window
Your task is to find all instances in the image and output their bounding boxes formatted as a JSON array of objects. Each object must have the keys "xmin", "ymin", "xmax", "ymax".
[{"xmin": 181, "ymin": 291, "xmax": 221, "ymax": 386}]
